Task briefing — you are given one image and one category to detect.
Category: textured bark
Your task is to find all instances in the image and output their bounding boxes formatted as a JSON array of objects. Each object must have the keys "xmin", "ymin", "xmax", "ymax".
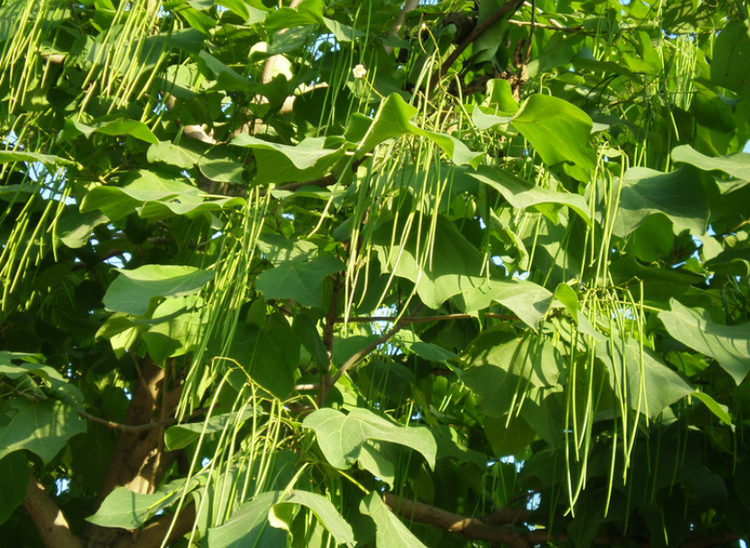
[
  {"xmin": 23, "ymin": 473, "xmax": 82, "ymax": 548},
  {"xmin": 80, "ymin": 358, "xmax": 181, "ymax": 548},
  {"xmin": 383, "ymin": 493, "xmax": 532, "ymax": 548}
]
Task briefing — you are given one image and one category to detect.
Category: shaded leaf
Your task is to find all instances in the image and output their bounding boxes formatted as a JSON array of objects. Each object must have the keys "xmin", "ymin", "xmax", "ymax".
[
  {"xmin": 103, "ymin": 265, "xmax": 214, "ymax": 316},
  {"xmin": 88, "ymin": 478, "xmax": 201, "ymax": 529},
  {"xmin": 359, "ymin": 491, "xmax": 429, "ymax": 548},
  {"xmin": 659, "ymin": 299, "xmax": 750, "ymax": 384},
  {"xmin": 511, "ymin": 94, "xmax": 596, "ymax": 169},
  {"xmin": 205, "ymin": 491, "xmax": 286, "ymax": 548},
  {"xmin": 270, "ymin": 491, "xmax": 355, "ymax": 547},
  {"xmin": 672, "ymin": 144, "xmax": 750, "ymax": 194},
  {"xmin": 615, "ymin": 166, "xmax": 708, "ymax": 237},
  {"xmin": 0, "ymin": 452, "xmax": 28, "ymax": 524},
  {"xmin": 303, "ymin": 407, "xmax": 436, "ymax": 470},
  {"xmin": 0, "ymin": 399, "xmax": 86, "ymax": 465},
  {"xmin": 357, "ymin": 93, "xmax": 483, "ymax": 167},
  {"xmin": 256, "ymin": 256, "xmax": 344, "ymax": 308},
  {"xmin": 597, "ymin": 336, "xmax": 694, "ymax": 417},
  {"xmin": 468, "ymin": 165, "xmax": 591, "ymax": 224}
]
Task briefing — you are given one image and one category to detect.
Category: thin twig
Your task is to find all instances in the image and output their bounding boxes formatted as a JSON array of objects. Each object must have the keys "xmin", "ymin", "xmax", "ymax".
[
  {"xmin": 334, "ymin": 313, "xmax": 518, "ymax": 323},
  {"xmin": 436, "ymin": 0, "xmax": 526, "ymax": 83},
  {"xmin": 328, "ymin": 304, "xmax": 424, "ymax": 387},
  {"xmin": 76, "ymin": 408, "xmax": 208, "ymax": 433},
  {"xmin": 524, "ymin": 0, "xmax": 535, "ymax": 65}
]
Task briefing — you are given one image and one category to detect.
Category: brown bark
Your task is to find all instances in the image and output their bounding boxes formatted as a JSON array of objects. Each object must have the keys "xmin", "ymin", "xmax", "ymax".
[
  {"xmin": 80, "ymin": 358, "xmax": 182, "ymax": 548},
  {"xmin": 111, "ymin": 505, "xmax": 197, "ymax": 548},
  {"xmin": 23, "ymin": 473, "xmax": 82, "ymax": 548},
  {"xmin": 383, "ymin": 492, "xmax": 532, "ymax": 548}
]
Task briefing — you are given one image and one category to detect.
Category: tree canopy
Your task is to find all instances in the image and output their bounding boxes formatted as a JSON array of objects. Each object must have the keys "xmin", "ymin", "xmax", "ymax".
[{"xmin": 1, "ymin": 0, "xmax": 750, "ymax": 547}]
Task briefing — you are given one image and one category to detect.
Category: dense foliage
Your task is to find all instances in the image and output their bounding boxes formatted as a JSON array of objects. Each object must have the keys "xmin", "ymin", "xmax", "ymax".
[{"xmin": 1, "ymin": 0, "xmax": 750, "ymax": 547}]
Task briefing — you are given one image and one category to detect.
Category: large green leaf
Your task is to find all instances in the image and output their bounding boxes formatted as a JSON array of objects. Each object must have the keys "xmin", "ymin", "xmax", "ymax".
[
  {"xmin": 614, "ymin": 167, "xmax": 708, "ymax": 237},
  {"xmin": 103, "ymin": 265, "xmax": 214, "ymax": 316},
  {"xmin": 81, "ymin": 170, "xmax": 203, "ymax": 221},
  {"xmin": 232, "ymin": 135, "xmax": 345, "ymax": 185},
  {"xmin": 257, "ymin": 233, "xmax": 318, "ymax": 265},
  {"xmin": 672, "ymin": 145, "xmax": 750, "ymax": 194},
  {"xmin": 256, "ymin": 256, "xmax": 343, "ymax": 308},
  {"xmin": 463, "ymin": 331, "xmax": 561, "ymax": 388},
  {"xmin": 87, "ymin": 478, "xmax": 200, "ymax": 529},
  {"xmin": 372, "ymin": 215, "xmax": 487, "ymax": 309},
  {"xmin": 0, "ymin": 452, "xmax": 28, "ymax": 524},
  {"xmin": 597, "ymin": 336, "xmax": 693, "ymax": 418},
  {"xmin": 165, "ymin": 409, "xmax": 256, "ymax": 451},
  {"xmin": 0, "ymin": 356, "xmax": 84, "ymax": 408},
  {"xmin": 63, "ymin": 118, "xmax": 159, "ymax": 145},
  {"xmin": 467, "ymin": 165, "xmax": 591, "ymax": 224},
  {"xmin": 357, "ymin": 93, "xmax": 483, "ymax": 167},
  {"xmin": 270, "ymin": 491, "xmax": 355, "ymax": 547},
  {"xmin": 303, "ymin": 407, "xmax": 436, "ymax": 470},
  {"xmin": 659, "ymin": 299, "xmax": 750, "ymax": 384},
  {"xmin": 0, "ymin": 150, "xmax": 71, "ymax": 166},
  {"xmin": 511, "ymin": 94, "xmax": 596, "ymax": 169},
  {"xmin": 359, "ymin": 491, "xmax": 429, "ymax": 548},
  {"xmin": 710, "ymin": 20, "xmax": 750, "ymax": 95},
  {"xmin": 455, "ymin": 278, "xmax": 554, "ymax": 330},
  {"xmin": 205, "ymin": 491, "xmax": 286, "ymax": 548},
  {"xmin": 0, "ymin": 399, "xmax": 86, "ymax": 465}
]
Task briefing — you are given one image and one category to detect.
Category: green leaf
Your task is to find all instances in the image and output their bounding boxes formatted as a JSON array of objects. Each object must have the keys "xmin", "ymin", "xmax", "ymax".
[
  {"xmin": 257, "ymin": 233, "xmax": 318, "ymax": 265},
  {"xmin": 659, "ymin": 299, "xmax": 750, "ymax": 384},
  {"xmin": 456, "ymin": 278, "xmax": 554, "ymax": 330},
  {"xmin": 293, "ymin": 314, "xmax": 329, "ymax": 371},
  {"xmin": 322, "ymin": 17, "xmax": 365, "ymax": 42},
  {"xmin": 224, "ymin": 323, "xmax": 300, "ymax": 398},
  {"xmin": 0, "ymin": 357, "xmax": 84, "ymax": 408},
  {"xmin": 511, "ymin": 94, "xmax": 596, "ymax": 169},
  {"xmin": 357, "ymin": 93, "xmax": 483, "ymax": 167},
  {"xmin": 614, "ymin": 167, "xmax": 708, "ymax": 237},
  {"xmin": 359, "ymin": 491, "xmax": 429, "ymax": 548},
  {"xmin": 256, "ymin": 256, "xmax": 343, "ymax": 308},
  {"xmin": 463, "ymin": 332, "xmax": 561, "ymax": 388},
  {"xmin": 90, "ymin": 119, "xmax": 159, "ymax": 144},
  {"xmin": 0, "ymin": 452, "xmax": 29, "ymax": 525},
  {"xmin": 373, "ymin": 215, "xmax": 490, "ymax": 309},
  {"xmin": 597, "ymin": 336, "xmax": 694, "ymax": 418},
  {"xmin": 710, "ymin": 20, "xmax": 750, "ymax": 94},
  {"xmin": 0, "ymin": 399, "xmax": 86, "ymax": 465},
  {"xmin": 691, "ymin": 392, "xmax": 732, "ymax": 426},
  {"xmin": 672, "ymin": 144, "xmax": 750, "ymax": 194},
  {"xmin": 81, "ymin": 170, "xmax": 203, "ymax": 220},
  {"xmin": 165, "ymin": 409, "xmax": 256, "ymax": 451},
  {"xmin": 0, "ymin": 150, "xmax": 71, "ymax": 166},
  {"xmin": 147, "ymin": 141, "xmax": 201, "ymax": 169},
  {"xmin": 485, "ymin": 414, "xmax": 536, "ymax": 457},
  {"xmin": 303, "ymin": 407, "xmax": 436, "ymax": 470},
  {"xmin": 87, "ymin": 478, "xmax": 200, "ymax": 529},
  {"xmin": 270, "ymin": 491, "xmax": 355, "ymax": 547},
  {"xmin": 467, "ymin": 165, "xmax": 591, "ymax": 224},
  {"xmin": 103, "ymin": 265, "xmax": 214, "ymax": 316},
  {"xmin": 232, "ymin": 135, "xmax": 338, "ymax": 171},
  {"xmin": 205, "ymin": 491, "xmax": 286, "ymax": 548},
  {"xmin": 55, "ymin": 208, "xmax": 108, "ymax": 248}
]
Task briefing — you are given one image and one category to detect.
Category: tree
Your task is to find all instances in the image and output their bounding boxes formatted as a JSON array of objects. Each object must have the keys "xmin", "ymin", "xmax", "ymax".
[{"xmin": 1, "ymin": 0, "xmax": 749, "ymax": 546}]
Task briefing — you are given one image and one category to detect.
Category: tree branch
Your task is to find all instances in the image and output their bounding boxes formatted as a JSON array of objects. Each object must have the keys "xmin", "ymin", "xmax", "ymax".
[
  {"xmin": 334, "ymin": 312, "xmax": 518, "ymax": 323},
  {"xmin": 383, "ymin": 492, "xmax": 532, "ymax": 548},
  {"xmin": 23, "ymin": 473, "xmax": 82, "ymax": 548},
  {"xmin": 437, "ymin": 0, "xmax": 526, "ymax": 82},
  {"xmin": 76, "ymin": 408, "xmax": 208, "ymax": 433},
  {"xmin": 113, "ymin": 505, "xmax": 197, "ymax": 548},
  {"xmin": 384, "ymin": 0, "xmax": 420, "ymax": 55},
  {"xmin": 328, "ymin": 304, "xmax": 423, "ymax": 388}
]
